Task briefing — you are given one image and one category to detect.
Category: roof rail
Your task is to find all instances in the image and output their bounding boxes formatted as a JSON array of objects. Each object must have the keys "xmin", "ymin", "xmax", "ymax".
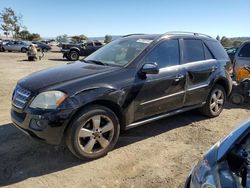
[
  {"xmin": 122, "ymin": 33, "xmax": 145, "ymax": 38},
  {"xmin": 162, "ymin": 31, "xmax": 212, "ymax": 38}
]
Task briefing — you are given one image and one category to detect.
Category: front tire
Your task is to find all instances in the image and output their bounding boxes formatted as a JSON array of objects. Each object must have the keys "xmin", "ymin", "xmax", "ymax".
[
  {"xmin": 21, "ymin": 48, "xmax": 27, "ymax": 53},
  {"xmin": 43, "ymin": 48, "xmax": 48, "ymax": 52},
  {"xmin": 68, "ymin": 50, "xmax": 79, "ymax": 61},
  {"xmin": 66, "ymin": 105, "xmax": 120, "ymax": 160},
  {"xmin": 229, "ymin": 93, "xmax": 244, "ymax": 105},
  {"xmin": 199, "ymin": 85, "xmax": 226, "ymax": 117}
]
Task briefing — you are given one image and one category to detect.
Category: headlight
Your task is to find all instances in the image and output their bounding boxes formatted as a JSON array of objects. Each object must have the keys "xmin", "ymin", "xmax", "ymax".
[
  {"xmin": 190, "ymin": 160, "xmax": 216, "ymax": 188},
  {"xmin": 29, "ymin": 91, "xmax": 67, "ymax": 109}
]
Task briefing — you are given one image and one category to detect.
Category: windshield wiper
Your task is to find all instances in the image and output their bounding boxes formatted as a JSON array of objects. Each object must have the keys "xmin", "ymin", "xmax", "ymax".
[{"xmin": 83, "ymin": 59, "xmax": 108, "ymax": 66}]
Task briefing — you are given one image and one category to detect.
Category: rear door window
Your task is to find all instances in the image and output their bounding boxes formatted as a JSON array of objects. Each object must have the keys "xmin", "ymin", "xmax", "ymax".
[
  {"xmin": 239, "ymin": 44, "xmax": 250, "ymax": 58},
  {"xmin": 183, "ymin": 39, "xmax": 205, "ymax": 63}
]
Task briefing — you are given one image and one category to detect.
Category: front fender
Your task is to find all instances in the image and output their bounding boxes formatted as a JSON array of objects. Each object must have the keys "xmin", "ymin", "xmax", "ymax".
[
  {"xmin": 68, "ymin": 85, "xmax": 126, "ymax": 110},
  {"xmin": 69, "ymin": 47, "xmax": 80, "ymax": 52}
]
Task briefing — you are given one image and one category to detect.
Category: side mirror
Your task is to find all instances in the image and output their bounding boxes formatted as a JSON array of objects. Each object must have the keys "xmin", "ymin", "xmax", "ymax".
[{"xmin": 141, "ymin": 63, "xmax": 159, "ymax": 74}]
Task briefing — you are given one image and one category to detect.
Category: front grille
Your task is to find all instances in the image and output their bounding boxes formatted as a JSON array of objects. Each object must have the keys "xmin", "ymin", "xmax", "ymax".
[{"xmin": 12, "ymin": 86, "xmax": 31, "ymax": 109}]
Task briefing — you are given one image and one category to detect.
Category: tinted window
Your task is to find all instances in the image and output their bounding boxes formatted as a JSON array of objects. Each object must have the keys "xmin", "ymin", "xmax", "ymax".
[
  {"xmin": 85, "ymin": 37, "xmax": 151, "ymax": 66},
  {"xmin": 87, "ymin": 42, "xmax": 93, "ymax": 47},
  {"xmin": 94, "ymin": 42, "xmax": 102, "ymax": 46},
  {"xmin": 204, "ymin": 44, "xmax": 214, "ymax": 59},
  {"xmin": 206, "ymin": 40, "xmax": 229, "ymax": 60},
  {"xmin": 239, "ymin": 44, "xmax": 250, "ymax": 57},
  {"xmin": 183, "ymin": 39, "xmax": 205, "ymax": 63},
  {"xmin": 145, "ymin": 40, "xmax": 179, "ymax": 68}
]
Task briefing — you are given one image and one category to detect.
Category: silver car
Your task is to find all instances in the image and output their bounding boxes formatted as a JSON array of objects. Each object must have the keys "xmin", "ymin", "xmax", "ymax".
[
  {"xmin": 233, "ymin": 41, "xmax": 250, "ymax": 75},
  {"xmin": 185, "ymin": 119, "xmax": 250, "ymax": 188},
  {"xmin": 2, "ymin": 41, "xmax": 30, "ymax": 53}
]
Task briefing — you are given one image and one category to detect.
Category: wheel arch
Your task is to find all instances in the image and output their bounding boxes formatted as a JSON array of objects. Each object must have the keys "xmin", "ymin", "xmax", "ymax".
[
  {"xmin": 69, "ymin": 47, "xmax": 80, "ymax": 53},
  {"xmin": 21, "ymin": 47, "xmax": 27, "ymax": 51},
  {"xmin": 213, "ymin": 77, "xmax": 231, "ymax": 96},
  {"xmin": 63, "ymin": 99, "xmax": 125, "ymax": 138}
]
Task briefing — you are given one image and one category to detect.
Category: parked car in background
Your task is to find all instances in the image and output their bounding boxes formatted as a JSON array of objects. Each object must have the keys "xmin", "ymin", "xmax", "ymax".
[
  {"xmin": 32, "ymin": 41, "xmax": 52, "ymax": 52},
  {"xmin": 40, "ymin": 40, "xmax": 58, "ymax": 46},
  {"xmin": 0, "ymin": 41, "xmax": 4, "ymax": 52},
  {"xmin": 11, "ymin": 32, "xmax": 232, "ymax": 160},
  {"xmin": 185, "ymin": 119, "xmax": 250, "ymax": 188},
  {"xmin": 61, "ymin": 40, "xmax": 104, "ymax": 61},
  {"xmin": 233, "ymin": 41, "xmax": 250, "ymax": 76},
  {"xmin": 2, "ymin": 41, "xmax": 31, "ymax": 53},
  {"xmin": 1, "ymin": 39, "xmax": 12, "ymax": 45},
  {"xmin": 226, "ymin": 47, "xmax": 238, "ymax": 62}
]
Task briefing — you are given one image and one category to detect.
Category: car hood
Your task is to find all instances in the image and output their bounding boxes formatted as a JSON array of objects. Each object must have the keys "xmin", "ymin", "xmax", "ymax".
[{"xmin": 18, "ymin": 61, "xmax": 121, "ymax": 92}]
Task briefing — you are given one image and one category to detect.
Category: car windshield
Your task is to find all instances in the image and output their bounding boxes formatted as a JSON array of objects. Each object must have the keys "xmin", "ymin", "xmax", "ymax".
[
  {"xmin": 84, "ymin": 37, "xmax": 153, "ymax": 66},
  {"xmin": 217, "ymin": 119, "xmax": 250, "ymax": 161}
]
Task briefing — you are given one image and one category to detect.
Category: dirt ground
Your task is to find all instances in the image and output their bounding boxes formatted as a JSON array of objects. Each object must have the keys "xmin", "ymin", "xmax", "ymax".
[{"xmin": 0, "ymin": 51, "xmax": 249, "ymax": 188}]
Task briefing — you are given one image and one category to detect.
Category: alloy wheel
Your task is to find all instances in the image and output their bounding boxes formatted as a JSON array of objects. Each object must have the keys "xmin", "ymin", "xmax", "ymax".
[
  {"xmin": 70, "ymin": 52, "xmax": 78, "ymax": 61},
  {"xmin": 77, "ymin": 115, "xmax": 114, "ymax": 154},
  {"xmin": 21, "ymin": 48, "xmax": 27, "ymax": 53},
  {"xmin": 210, "ymin": 89, "xmax": 224, "ymax": 114}
]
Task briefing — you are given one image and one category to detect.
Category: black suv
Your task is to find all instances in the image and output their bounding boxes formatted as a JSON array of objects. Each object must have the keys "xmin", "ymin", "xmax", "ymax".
[
  {"xmin": 11, "ymin": 32, "xmax": 232, "ymax": 160},
  {"xmin": 61, "ymin": 40, "xmax": 104, "ymax": 61}
]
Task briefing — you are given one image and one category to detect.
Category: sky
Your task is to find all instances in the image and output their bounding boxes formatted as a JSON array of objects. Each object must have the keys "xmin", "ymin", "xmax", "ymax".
[{"xmin": 0, "ymin": 0, "xmax": 249, "ymax": 38}]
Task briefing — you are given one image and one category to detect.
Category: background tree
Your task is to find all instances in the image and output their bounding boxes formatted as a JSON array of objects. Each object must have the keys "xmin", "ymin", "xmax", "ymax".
[
  {"xmin": 232, "ymin": 40, "xmax": 243, "ymax": 48},
  {"xmin": 104, "ymin": 35, "xmax": 112, "ymax": 43},
  {"xmin": 71, "ymin": 34, "xmax": 88, "ymax": 43},
  {"xmin": 216, "ymin": 35, "xmax": 220, "ymax": 41},
  {"xmin": 27, "ymin": 33, "xmax": 41, "ymax": 41},
  {"xmin": 0, "ymin": 8, "xmax": 25, "ymax": 39},
  {"xmin": 79, "ymin": 34, "xmax": 88, "ymax": 41},
  {"xmin": 56, "ymin": 34, "xmax": 68, "ymax": 43},
  {"xmin": 220, "ymin": 36, "xmax": 232, "ymax": 47},
  {"xmin": 19, "ymin": 30, "xmax": 30, "ymax": 40}
]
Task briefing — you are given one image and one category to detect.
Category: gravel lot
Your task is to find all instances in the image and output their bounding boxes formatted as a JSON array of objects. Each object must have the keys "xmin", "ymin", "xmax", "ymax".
[{"xmin": 0, "ymin": 51, "xmax": 249, "ymax": 188}]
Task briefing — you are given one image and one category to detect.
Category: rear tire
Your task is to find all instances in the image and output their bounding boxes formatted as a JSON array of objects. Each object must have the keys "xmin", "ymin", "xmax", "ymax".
[
  {"xmin": 199, "ymin": 85, "xmax": 226, "ymax": 117},
  {"xmin": 229, "ymin": 93, "xmax": 244, "ymax": 105},
  {"xmin": 68, "ymin": 50, "xmax": 79, "ymax": 61},
  {"xmin": 21, "ymin": 48, "xmax": 27, "ymax": 53},
  {"xmin": 66, "ymin": 105, "xmax": 120, "ymax": 160}
]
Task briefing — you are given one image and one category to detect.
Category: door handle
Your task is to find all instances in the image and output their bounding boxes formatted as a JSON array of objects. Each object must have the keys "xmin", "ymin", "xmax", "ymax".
[
  {"xmin": 175, "ymin": 74, "xmax": 185, "ymax": 82},
  {"xmin": 211, "ymin": 66, "xmax": 218, "ymax": 72}
]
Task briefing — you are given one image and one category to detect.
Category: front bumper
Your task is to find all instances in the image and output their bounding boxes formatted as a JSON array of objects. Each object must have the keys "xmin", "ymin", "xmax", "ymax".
[
  {"xmin": 11, "ymin": 107, "xmax": 74, "ymax": 145},
  {"xmin": 184, "ymin": 175, "xmax": 191, "ymax": 188}
]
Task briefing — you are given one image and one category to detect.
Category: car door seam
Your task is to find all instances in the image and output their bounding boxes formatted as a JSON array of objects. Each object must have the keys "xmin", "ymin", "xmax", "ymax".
[
  {"xmin": 186, "ymin": 84, "xmax": 209, "ymax": 92},
  {"xmin": 140, "ymin": 90, "xmax": 185, "ymax": 106}
]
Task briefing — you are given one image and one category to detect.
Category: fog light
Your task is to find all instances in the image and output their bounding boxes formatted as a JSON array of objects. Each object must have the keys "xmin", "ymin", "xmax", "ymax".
[{"xmin": 29, "ymin": 119, "xmax": 48, "ymax": 131}]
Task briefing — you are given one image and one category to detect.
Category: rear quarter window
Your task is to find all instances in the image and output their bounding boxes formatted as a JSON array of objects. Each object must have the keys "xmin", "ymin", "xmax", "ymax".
[
  {"xmin": 205, "ymin": 40, "xmax": 229, "ymax": 60},
  {"xmin": 204, "ymin": 44, "xmax": 214, "ymax": 60}
]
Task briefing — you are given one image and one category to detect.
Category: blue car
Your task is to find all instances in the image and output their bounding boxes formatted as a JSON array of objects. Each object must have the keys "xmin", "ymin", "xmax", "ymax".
[{"xmin": 32, "ymin": 41, "xmax": 52, "ymax": 52}]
